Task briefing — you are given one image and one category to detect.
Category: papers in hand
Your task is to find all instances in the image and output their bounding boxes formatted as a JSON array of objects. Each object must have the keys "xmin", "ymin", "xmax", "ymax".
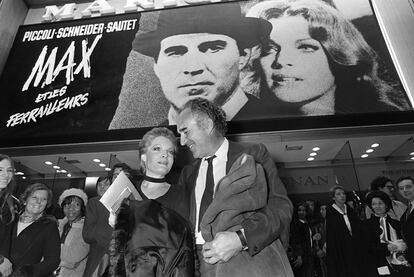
[{"xmin": 99, "ymin": 171, "xmax": 142, "ymax": 214}]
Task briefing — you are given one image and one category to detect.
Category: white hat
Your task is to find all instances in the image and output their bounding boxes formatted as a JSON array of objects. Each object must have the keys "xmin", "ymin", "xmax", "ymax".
[{"xmin": 58, "ymin": 188, "xmax": 88, "ymax": 207}]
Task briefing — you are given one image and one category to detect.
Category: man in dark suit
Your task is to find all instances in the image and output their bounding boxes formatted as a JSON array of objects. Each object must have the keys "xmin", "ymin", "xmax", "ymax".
[
  {"xmin": 175, "ymin": 98, "xmax": 293, "ymax": 276},
  {"xmin": 397, "ymin": 176, "xmax": 414, "ymax": 266}
]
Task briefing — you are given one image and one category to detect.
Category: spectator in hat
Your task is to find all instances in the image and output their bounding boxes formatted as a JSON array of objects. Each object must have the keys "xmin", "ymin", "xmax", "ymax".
[
  {"xmin": 109, "ymin": 1, "xmax": 272, "ymax": 129},
  {"xmin": 56, "ymin": 188, "xmax": 90, "ymax": 277}
]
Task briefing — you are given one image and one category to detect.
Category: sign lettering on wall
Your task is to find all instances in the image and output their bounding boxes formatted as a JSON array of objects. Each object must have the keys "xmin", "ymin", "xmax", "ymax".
[{"xmin": 42, "ymin": 0, "xmax": 231, "ymax": 21}]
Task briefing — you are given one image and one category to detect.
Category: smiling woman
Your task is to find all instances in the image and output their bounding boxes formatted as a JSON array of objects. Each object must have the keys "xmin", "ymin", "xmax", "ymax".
[
  {"xmin": 109, "ymin": 127, "xmax": 195, "ymax": 276},
  {"xmin": 56, "ymin": 188, "xmax": 89, "ymax": 277},
  {"xmin": 9, "ymin": 183, "xmax": 60, "ymax": 277},
  {"xmin": 0, "ymin": 154, "xmax": 17, "ymax": 277}
]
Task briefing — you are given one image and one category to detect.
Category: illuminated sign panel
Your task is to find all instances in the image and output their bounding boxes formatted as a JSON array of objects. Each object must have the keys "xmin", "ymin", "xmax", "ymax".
[{"xmin": 0, "ymin": 0, "xmax": 411, "ymax": 145}]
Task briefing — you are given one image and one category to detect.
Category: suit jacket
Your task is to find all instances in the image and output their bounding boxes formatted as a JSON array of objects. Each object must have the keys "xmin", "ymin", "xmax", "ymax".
[
  {"xmin": 10, "ymin": 215, "xmax": 60, "ymax": 277},
  {"xmin": 82, "ymin": 197, "xmax": 113, "ymax": 277},
  {"xmin": 200, "ymin": 154, "xmax": 267, "ymax": 239},
  {"xmin": 400, "ymin": 206, "xmax": 414, "ymax": 265},
  {"xmin": 177, "ymin": 141, "xmax": 293, "ymax": 256}
]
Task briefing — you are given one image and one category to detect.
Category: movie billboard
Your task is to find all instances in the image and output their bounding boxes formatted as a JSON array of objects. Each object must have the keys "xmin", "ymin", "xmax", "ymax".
[{"xmin": 0, "ymin": 0, "xmax": 412, "ymax": 143}]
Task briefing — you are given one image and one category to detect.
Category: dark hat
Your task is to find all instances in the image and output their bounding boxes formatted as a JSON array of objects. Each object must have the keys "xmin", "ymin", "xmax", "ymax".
[{"xmin": 133, "ymin": 2, "xmax": 272, "ymax": 57}]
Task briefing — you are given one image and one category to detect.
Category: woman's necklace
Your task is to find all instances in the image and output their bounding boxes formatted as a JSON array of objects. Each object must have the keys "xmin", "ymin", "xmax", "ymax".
[
  {"xmin": 141, "ymin": 179, "xmax": 170, "ymax": 199},
  {"xmin": 143, "ymin": 175, "xmax": 166, "ymax": 183},
  {"xmin": 19, "ymin": 211, "xmax": 42, "ymax": 224}
]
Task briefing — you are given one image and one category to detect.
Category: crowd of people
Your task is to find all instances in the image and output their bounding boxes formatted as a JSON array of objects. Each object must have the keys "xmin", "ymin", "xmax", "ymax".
[
  {"xmin": 1, "ymin": 99, "xmax": 414, "ymax": 277},
  {"xmin": 288, "ymin": 177, "xmax": 414, "ymax": 277}
]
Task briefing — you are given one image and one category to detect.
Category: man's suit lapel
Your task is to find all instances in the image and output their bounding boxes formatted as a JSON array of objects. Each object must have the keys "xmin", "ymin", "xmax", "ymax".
[
  {"xmin": 226, "ymin": 141, "xmax": 244, "ymax": 174},
  {"xmin": 401, "ymin": 206, "xmax": 414, "ymax": 225}
]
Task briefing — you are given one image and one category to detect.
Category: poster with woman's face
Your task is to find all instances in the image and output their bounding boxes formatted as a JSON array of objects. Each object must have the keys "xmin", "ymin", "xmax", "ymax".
[
  {"xmin": 0, "ymin": 0, "xmax": 412, "ymax": 144},
  {"xmin": 109, "ymin": 0, "xmax": 412, "ymax": 130}
]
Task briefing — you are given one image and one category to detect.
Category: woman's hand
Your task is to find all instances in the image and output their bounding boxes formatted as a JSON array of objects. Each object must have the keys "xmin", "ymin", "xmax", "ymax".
[
  {"xmin": 313, "ymin": 233, "xmax": 321, "ymax": 241},
  {"xmin": 387, "ymin": 243, "xmax": 398, "ymax": 252},
  {"xmin": 0, "ymin": 257, "xmax": 13, "ymax": 276}
]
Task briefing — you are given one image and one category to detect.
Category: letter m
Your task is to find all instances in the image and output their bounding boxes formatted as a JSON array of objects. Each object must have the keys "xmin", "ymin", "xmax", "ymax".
[
  {"xmin": 22, "ymin": 46, "xmax": 58, "ymax": 91},
  {"xmin": 42, "ymin": 4, "xmax": 77, "ymax": 22}
]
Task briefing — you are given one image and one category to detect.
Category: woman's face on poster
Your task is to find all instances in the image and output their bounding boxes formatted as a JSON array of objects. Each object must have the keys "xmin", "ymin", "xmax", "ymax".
[{"xmin": 260, "ymin": 16, "xmax": 336, "ymax": 104}]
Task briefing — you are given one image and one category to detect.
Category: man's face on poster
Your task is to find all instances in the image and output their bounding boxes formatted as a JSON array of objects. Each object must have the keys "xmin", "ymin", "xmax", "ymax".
[{"xmin": 153, "ymin": 33, "xmax": 242, "ymax": 109}]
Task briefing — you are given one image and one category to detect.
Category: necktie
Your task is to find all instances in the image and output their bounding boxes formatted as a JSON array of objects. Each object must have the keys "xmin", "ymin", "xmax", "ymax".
[
  {"xmin": 407, "ymin": 202, "xmax": 412, "ymax": 221},
  {"xmin": 198, "ymin": 155, "xmax": 216, "ymax": 231},
  {"xmin": 60, "ymin": 221, "xmax": 72, "ymax": 243}
]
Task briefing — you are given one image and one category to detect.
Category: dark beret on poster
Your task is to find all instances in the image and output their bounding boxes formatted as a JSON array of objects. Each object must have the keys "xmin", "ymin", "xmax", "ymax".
[{"xmin": 133, "ymin": 2, "xmax": 272, "ymax": 57}]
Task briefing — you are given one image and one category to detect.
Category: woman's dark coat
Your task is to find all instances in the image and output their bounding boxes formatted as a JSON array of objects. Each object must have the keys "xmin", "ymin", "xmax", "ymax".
[{"xmin": 10, "ymin": 215, "xmax": 60, "ymax": 277}]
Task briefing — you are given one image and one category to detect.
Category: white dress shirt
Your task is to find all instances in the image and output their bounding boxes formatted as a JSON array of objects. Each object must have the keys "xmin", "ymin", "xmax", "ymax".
[{"xmin": 195, "ymin": 139, "xmax": 228, "ymax": 244}]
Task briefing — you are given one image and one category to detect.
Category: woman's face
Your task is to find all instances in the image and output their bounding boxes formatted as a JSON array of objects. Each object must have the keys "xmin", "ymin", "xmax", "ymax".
[
  {"xmin": 320, "ymin": 205, "xmax": 327, "ymax": 219},
  {"xmin": 371, "ymin": 197, "xmax": 387, "ymax": 216},
  {"xmin": 25, "ymin": 189, "xmax": 48, "ymax": 217},
  {"xmin": 141, "ymin": 136, "xmax": 175, "ymax": 178},
  {"xmin": 63, "ymin": 197, "xmax": 83, "ymax": 222},
  {"xmin": 0, "ymin": 158, "xmax": 13, "ymax": 191},
  {"xmin": 297, "ymin": 205, "xmax": 307, "ymax": 220},
  {"xmin": 333, "ymin": 188, "xmax": 346, "ymax": 205},
  {"xmin": 260, "ymin": 16, "xmax": 336, "ymax": 104}
]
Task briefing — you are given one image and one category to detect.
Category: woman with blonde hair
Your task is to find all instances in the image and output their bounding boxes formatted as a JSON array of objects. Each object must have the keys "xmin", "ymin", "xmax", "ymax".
[
  {"xmin": 110, "ymin": 127, "xmax": 194, "ymax": 276},
  {"xmin": 9, "ymin": 183, "xmax": 60, "ymax": 277}
]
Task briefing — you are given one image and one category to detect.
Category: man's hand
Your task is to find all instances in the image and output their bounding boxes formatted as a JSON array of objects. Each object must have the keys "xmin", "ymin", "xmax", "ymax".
[
  {"xmin": 312, "ymin": 233, "xmax": 321, "ymax": 241},
  {"xmin": 202, "ymin": 231, "xmax": 243, "ymax": 264},
  {"xmin": 0, "ymin": 257, "xmax": 13, "ymax": 276}
]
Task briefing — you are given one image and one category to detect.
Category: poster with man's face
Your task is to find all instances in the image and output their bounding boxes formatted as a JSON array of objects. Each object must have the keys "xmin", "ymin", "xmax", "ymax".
[{"xmin": 0, "ymin": 0, "xmax": 412, "ymax": 144}]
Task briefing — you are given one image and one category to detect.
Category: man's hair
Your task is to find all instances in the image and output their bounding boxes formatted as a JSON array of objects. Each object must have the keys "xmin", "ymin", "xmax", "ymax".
[
  {"xmin": 396, "ymin": 176, "xmax": 414, "ymax": 186},
  {"xmin": 370, "ymin": 176, "xmax": 392, "ymax": 191},
  {"xmin": 181, "ymin": 98, "xmax": 227, "ymax": 136},
  {"xmin": 109, "ymin": 163, "xmax": 134, "ymax": 180}
]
